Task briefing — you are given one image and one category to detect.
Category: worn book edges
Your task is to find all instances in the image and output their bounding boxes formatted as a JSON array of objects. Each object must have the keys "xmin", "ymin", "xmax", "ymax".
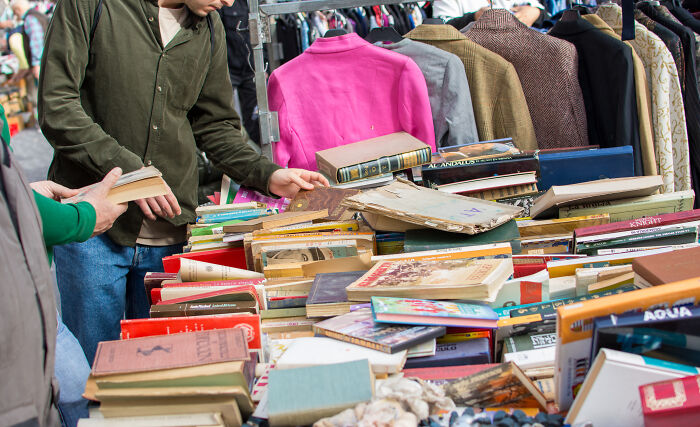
[
  {"xmin": 443, "ymin": 362, "xmax": 548, "ymax": 409},
  {"xmin": 639, "ymin": 374, "xmax": 700, "ymax": 427},
  {"xmin": 156, "ymin": 284, "xmax": 261, "ymax": 308},
  {"xmin": 529, "ymin": 176, "xmax": 663, "ymax": 219},
  {"xmin": 346, "ymin": 258, "xmax": 513, "ymax": 302},
  {"xmin": 286, "ymin": 186, "xmax": 361, "ymax": 221},
  {"xmin": 120, "ymin": 313, "xmax": 261, "ymax": 350},
  {"xmin": 633, "ymin": 246, "xmax": 700, "ymax": 287},
  {"xmin": 565, "ymin": 348, "xmax": 700, "ymax": 427},
  {"xmin": 76, "ymin": 412, "xmax": 226, "ymax": 427},
  {"xmin": 371, "ymin": 296, "xmax": 498, "ymax": 328},
  {"xmin": 267, "ymin": 360, "xmax": 374, "ymax": 427},
  {"xmin": 555, "ymin": 277, "xmax": 700, "ymax": 410},
  {"xmin": 342, "ymin": 179, "xmax": 522, "ymax": 235},
  {"xmin": 62, "ymin": 166, "xmax": 168, "ymax": 205},
  {"xmin": 312, "ymin": 308, "xmax": 445, "ymax": 354},
  {"xmin": 305, "ymin": 270, "xmax": 368, "ymax": 318},
  {"xmin": 403, "ymin": 338, "xmax": 491, "ymax": 369},
  {"xmin": 403, "ymin": 220, "xmax": 520, "ymax": 254},
  {"xmin": 274, "ymin": 337, "xmax": 407, "ymax": 374},
  {"xmin": 315, "ymin": 132, "xmax": 431, "ymax": 184},
  {"xmin": 92, "ymin": 328, "xmax": 249, "ymax": 376},
  {"xmin": 558, "ymin": 190, "xmax": 695, "ymax": 222}
]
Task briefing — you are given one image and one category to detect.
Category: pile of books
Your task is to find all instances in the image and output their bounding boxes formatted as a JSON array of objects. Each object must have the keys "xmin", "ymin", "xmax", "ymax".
[{"xmin": 79, "ymin": 141, "xmax": 700, "ymax": 426}]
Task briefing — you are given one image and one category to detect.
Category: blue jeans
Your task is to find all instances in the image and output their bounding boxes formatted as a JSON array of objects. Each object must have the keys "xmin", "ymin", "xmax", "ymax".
[
  {"xmin": 55, "ymin": 313, "xmax": 90, "ymax": 427},
  {"xmin": 54, "ymin": 233, "xmax": 181, "ymax": 364}
]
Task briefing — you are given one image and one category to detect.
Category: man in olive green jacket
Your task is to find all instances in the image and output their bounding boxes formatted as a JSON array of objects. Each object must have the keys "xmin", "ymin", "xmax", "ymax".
[{"xmin": 38, "ymin": 0, "xmax": 327, "ymax": 363}]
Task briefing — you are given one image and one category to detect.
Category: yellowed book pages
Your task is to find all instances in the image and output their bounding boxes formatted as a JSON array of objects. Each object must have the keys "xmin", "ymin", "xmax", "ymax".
[
  {"xmin": 178, "ymin": 258, "xmax": 264, "ymax": 282},
  {"xmin": 98, "ymin": 397, "xmax": 242, "ymax": 427}
]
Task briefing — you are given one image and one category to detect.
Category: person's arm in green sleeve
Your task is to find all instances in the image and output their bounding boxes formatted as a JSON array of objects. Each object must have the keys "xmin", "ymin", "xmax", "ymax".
[{"xmin": 33, "ymin": 192, "xmax": 96, "ymax": 249}]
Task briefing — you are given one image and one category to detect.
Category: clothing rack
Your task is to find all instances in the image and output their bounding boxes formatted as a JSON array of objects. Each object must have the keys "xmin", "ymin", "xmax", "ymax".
[{"xmin": 248, "ymin": 0, "xmax": 423, "ymax": 159}]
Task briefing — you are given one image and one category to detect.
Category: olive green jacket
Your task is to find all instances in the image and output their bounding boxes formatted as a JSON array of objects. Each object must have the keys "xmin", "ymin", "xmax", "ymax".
[{"xmin": 39, "ymin": 0, "xmax": 280, "ymax": 246}]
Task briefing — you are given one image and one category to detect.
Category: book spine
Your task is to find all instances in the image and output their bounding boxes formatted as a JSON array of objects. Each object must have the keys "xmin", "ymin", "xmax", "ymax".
[
  {"xmin": 267, "ymin": 297, "xmax": 308, "ymax": 309},
  {"xmin": 575, "ymin": 209, "xmax": 700, "ymax": 238},
  {"xmin": 337, "ymin": 147, "xmax": 431, "ymax": 183},
  {"xmin": 466, "ymin": 183, "xmax": 537, "ymax": 201},
  {"xmin": 422, "ymin": 156, "xmax": 539, "ymax": 186},
  {"xmin": 313, "ymin": 327, "xmax": 391, "ymax": 353},
  {"xmin": 559, "ymin": 197, "xmax": 691, "ymax": 222},
  {"xmin": 149, "ymin": 303, "xmax": 257, "ymax": 318},
  {"xmin": 508, "ymin": 285, "xmax": 636, "ymax": 319},
  {"xmin": 197, "ymin": 209, "xmax": 276, "ymax": 224},
  {"xmin": 576, "ymin": 227, "xmax": 698, "ymax": 254}
]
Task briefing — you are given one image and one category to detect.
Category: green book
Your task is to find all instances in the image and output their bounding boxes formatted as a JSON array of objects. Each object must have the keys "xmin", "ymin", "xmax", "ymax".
[
  {"xmin": 575, "ymin": 226, "xmax": 698, "ymax": 255},
  {"xmin": 189, "ymin": 219, "xmax": 244, "ymax": 237},
  {"xmin": 260, "ymin": 307, "xmax": 307, "ymax": 319},
  {"xmin": 504, "ymin": 333, "xmax": 557, "ymax": 354},
  {"xmin": 558, "ymin": 190, "xmax": 695, "ymax": 222},
  {"xmin": 267, "ymin": 360, "xmax": 374, "ymax": 426},
  {"xmin": 404, "ymin": 219, "xmax": 521, "ymax": 253}
]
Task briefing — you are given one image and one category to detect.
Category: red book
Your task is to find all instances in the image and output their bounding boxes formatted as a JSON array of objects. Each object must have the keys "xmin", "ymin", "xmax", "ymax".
[
  {"xmin": 513, "ymin": 263, "xmax": 547, "ymax": 278},
  {"xmin": 156, "ymin": 284, "xmax": 261, "ymax": 308},
  {"xmin": 120, "ymin": 313, "xmax": 262, "ymax": 349},
  {"xmin": 144, "ymin": 272, "xmax": 180, "ymax": 305},
  {"xmin": 639, "ymin": 374, "xmax": 700, "ymax": 427},
  {"xmin": 403, "ymin": 364, "xmax": 497, "ymax": 383},
  {"xmin": 162, "ymin": 279, "xmax": 265, "ymax": 288},
  {"xmin": 161, "ymin": 247, "xmax": 247, "ymax": 273},
  {"xmin": 574, "ymin": 209, "xmax": 700, "ymax": 239}
]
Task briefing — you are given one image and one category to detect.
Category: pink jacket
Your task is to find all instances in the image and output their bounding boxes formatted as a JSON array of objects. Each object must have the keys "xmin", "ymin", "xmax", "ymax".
[{"xmin": 268, "ymin": 33, "xmax": 436, "ymax": 170}]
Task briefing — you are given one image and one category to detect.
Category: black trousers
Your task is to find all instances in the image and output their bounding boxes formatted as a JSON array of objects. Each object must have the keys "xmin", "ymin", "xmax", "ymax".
[{"xmin": 231, "ymin": 72, "xmax": 260, "ymax": 145}]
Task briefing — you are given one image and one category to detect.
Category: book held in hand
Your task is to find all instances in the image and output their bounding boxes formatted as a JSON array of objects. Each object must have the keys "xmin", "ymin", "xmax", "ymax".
[
  {"xmin": 371, "ymin": 296, "xmax": 498, "ymax": 328},
  {"xmin": 62, "ymin": 166, "xmax": 169, "ymax": 204}
]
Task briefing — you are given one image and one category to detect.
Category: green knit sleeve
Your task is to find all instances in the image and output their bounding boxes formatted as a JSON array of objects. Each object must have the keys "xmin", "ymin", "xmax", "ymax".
[{"xmin": 33, "ymin": 192, "xmax": 96, "ymax": 249}]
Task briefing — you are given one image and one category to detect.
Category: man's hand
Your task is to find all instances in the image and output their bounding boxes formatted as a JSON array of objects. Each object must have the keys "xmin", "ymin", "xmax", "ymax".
[
  {"xmin": 134, "ymin": 182, "xmax": 181, "ymax": 221},
  {"xmin": 30, "ymin": 180, "xmax": 80, "ymax": 201},
  {"xmin": 269, "ymin": 168, "xmax": 329, "ymax": 199},
  {"xmin": 81, "ymin": 167, "xmax": 129, "ymax": 236},
  {"xmin": 512, "ymin": 5, "xmax": 541, "ymax": 27}
]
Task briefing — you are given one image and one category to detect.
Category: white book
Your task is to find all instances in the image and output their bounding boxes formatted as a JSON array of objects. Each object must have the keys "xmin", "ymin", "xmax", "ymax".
[
  {"xmin": 370, "ymin": 242, "xmax": 512, "ymax": 264},
  {"xmin": 78, "ymin": 412, "xmax": 224, "ymax": 427},
  {"xmin": 275, "ymin": 337, "xmax": 407, "ymax": 374},
  {"xmin": 503, "ymin": 346, "xmax": 555, "ymax": 370},
  {"xmin": 565, "ymin": 348, "xmax": 700, "ymax": 427},
  {"xmin": 490, "ymin": 269, "xmax": 550, "ymax": 309}
]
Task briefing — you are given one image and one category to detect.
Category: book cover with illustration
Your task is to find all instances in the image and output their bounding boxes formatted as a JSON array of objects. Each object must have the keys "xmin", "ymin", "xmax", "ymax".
[{"xmin": 371, "ymin": 296, "xmax": 498, "ymax": 328}]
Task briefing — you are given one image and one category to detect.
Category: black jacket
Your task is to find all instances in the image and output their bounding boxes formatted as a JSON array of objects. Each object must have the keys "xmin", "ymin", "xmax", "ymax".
[
  {"xmin": 549, "ymin": 17, "xmax": 642, "ymax": 174},
  {"xmin": 219, "ymin": 1, "xmax": 254, "ymax": 81}
]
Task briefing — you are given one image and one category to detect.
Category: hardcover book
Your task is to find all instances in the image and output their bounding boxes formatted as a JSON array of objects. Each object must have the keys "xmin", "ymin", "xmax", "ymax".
[
  {"xmin": 565, "ymin": 349, "xmax": 700, "ymax": 427},
  {"xmin": 92, "ymin": 328, "xmax": 249, "ymax": 376},
  {"xmin": 434, "ymin": 172, "xmax": 537, "ymax": 194},
  {"xmin": 558, "ymin": 190, "xmax": 695, "ymax": 222},
  {"xmin": 150, "ymin": 302, "xmax": 258, "ymax": 318},
  {"xmin": 341, "ymin": 179, "xmax": 523, "ymax": 235},
  {"xmin": 370, "ymin": 242, "xmax": 513, "ymax": 263},
  {"xmin": 403, "ymin": 220, "xmax": 520, "ymax": 254},
  {"xmin": 402, "ymin": 364, "xmax": 498, "ymax": 384},
  {"xmin": 312, "ymin": 308, "xmax": 445, "ymax": 353},
  {"xmin": 422, "ymin": 153, "xmax": 540, "ymax": 187},
  {"xmin": 517, "ymin": 215, "xmax": 610, "ymax": 238},
  {"xmin": 537, "ymin": 145, "xmax": 634, "ymax": 191},
  {"xmin": 575, "ymin": 225, "xmax": 698, "ymax": 255},
  {"xmin": 402, "ymin": 338, "xmax": 491, "ymax": 369},
  {"xmin": 555, "ymin": 277, "xmax": 700, "ymax": 410},
  {"xmin": 315, "ymin": 132, "xmax": 432, "ymax": 183},
  {"xmin": 574, "ymin": 208, "xmax": 700, "ymax": 239},
  {"xmin": 633, "ymin": 246, "xmax": 700, "ymax": 287},
  {"xmin": 120, "ymin": 313, "xmax": 262, "ymax": 349},
  {"xmin": 220, "ymin": 210, "xmax": 329, "ymax": 234},
  {"xmin": 261, "ymin": 242, "xmax": 358, "ymax": 267},
  {"xmin": 267, "ymin": 360, "xmax": 374, "ymax": 427},
  {"xmin": 639, "ymin": 374, "xmax": 700, "ymax": 427},
  {"xmin": 371, "ymin": 297, "xmax": 498, "ymax": 328},
  {"xmin": 443, "ymin": 362, "xmax": 548, "ymax": 409},
  {"xmin": 286, "ymin": 186, "xmax": 361, "ymax": 221},
  {"xmin": 345, "ymin": 258, "xmax": 513, "ymax": 302},
  {"xmin": 529, "ymin": 176, "xmax": 663, "ymax": 219},
  {"xmin": 305, "ymin": 270, "xmax": 368, "ymax": 317}
]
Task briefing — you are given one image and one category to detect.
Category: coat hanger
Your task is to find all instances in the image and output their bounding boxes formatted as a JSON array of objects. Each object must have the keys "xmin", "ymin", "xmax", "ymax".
[
  {"xmin": 560, "ymin": 8, "xmax": 582, "ymax": 21},
  {"xmin": 324, "ymin": 9, "xmax": 348, "ymax": 37},
  {"xmin": 365, "ymin": 26, "xmax": 403, "ymax": 43}
]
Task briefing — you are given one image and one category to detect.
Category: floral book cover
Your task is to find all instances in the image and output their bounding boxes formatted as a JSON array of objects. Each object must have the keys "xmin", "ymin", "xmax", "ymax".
[{"xmin": 312, "ymin": 308, "xmax": 445, "ymax": 353}]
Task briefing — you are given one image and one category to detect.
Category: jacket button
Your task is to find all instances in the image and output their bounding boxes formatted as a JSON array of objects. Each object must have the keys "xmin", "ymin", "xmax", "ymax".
[
  {"xmin": 146, "ymin": 160, "xmax": 153, "ymax": 166},
  {"xmin": 152, "ymin": 124, "xmax": 158, "ymax": 130},
  {"xmin": 157, "ymin": 86, "xmax": 162, "ymax": 92},
  {"xmin": 148, "ymin": 17, "xmax": 154, "ymax": 22}
]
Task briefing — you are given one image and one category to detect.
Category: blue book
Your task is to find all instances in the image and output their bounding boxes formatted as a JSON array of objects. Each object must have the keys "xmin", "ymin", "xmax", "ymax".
[
  {"xmin": 590, "ymin": 304, "xmax": 700, "ymax": 366},
  {"xmin": 196, "ymin": 208, "xmax": 277, "ymax": 224},
  {"xmin": 538, "ymin": 146, "xmax": 634, "ymax": 191},
  {"xmin": 403, "ymin": 338, "xmax": 491, "ymax": 368},
  {"xmin": 371, "ymin": 297, "xmax": 498, "ymax": 328}
]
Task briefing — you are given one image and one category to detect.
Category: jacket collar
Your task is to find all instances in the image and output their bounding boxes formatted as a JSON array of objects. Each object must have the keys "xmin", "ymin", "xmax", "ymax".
[
  {"xmin": 549, "ymin": 15, "xmax": 598, "ymax": 36},
  {"xmin": 306, "ymin": 33, "xmax": 372, "ymax": 53},
  {"xmin": 405, "ymin": 24, "xmax": 468, "ymax": 41},
  {"xmin": 471, "ymin": 8, "xmax": 527, "ymax": 31},
  {"xmin": 146, "ymin": 0, "xmax": 206, "ymax": 31}
]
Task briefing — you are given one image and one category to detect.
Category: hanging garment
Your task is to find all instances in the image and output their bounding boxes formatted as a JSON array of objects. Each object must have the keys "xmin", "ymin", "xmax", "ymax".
[
  {"xmin": 637, "ymin": 1, "xmax": 700, "ymax": 205},
  {"xmin": 549, "ymin": 16, "xmax": 643, "ymax": 174},
  {"xmin": 651, "ymin": 3, "xmax": 700, "ymax": 93},
  {"xmin": 580, "ymin": 13, "xmax": 658, "ymax": 180},
  {"xmin": 636, "ymin": 9, "xmax": 687, "ymax": 92},
  {"xmin": 379, "ymin": 38, "xmax": 480, "ymax": 147},
  {"xmin": 464, "ymin": 9, "xmax": 589, "ymax": 149},
  {"xmin": 598, "ymin": 4, "xmax": 691, "ymax": 192},
  {"xmin": 405, "ymin": 24, "xmax": 538, "ymax": 150},
  {"xmin": 268, "ymin": 33, "xmax": 435, "ymax": 170},
  {"xmin": 661, "ymin": 1, "xmax": 700, "ymax": 34}
]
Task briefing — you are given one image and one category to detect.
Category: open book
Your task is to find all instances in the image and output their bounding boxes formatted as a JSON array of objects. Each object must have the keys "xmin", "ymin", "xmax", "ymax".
[{"xmin": 62, "ymin": 166, "xmax": 168, "ymax": 204}]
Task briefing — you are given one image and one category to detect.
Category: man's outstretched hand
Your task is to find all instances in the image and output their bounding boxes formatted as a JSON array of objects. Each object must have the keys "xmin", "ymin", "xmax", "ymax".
[{"xmin": 269, "ymin": 168, "xmax": 329, "ymax": 199}]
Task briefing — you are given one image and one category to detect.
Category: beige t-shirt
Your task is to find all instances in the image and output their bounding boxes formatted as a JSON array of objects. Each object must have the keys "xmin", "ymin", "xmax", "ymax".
[{"xmin": 135, "ymin": 6, "xmax": 189, "ymax": 246}]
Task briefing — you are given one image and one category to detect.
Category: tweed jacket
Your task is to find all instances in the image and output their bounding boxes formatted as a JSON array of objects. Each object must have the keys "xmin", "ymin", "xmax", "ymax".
[
  {"xmin": 464, "ymin": 9, "xmax": 588, "ymax": 149},
  {"xmin": 597, "ymin": 4, "xmax": 691, "ymax": 193},
  {"xmin": 405, "ymin": 24, "xmax": 538, "ymax": 150}
]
